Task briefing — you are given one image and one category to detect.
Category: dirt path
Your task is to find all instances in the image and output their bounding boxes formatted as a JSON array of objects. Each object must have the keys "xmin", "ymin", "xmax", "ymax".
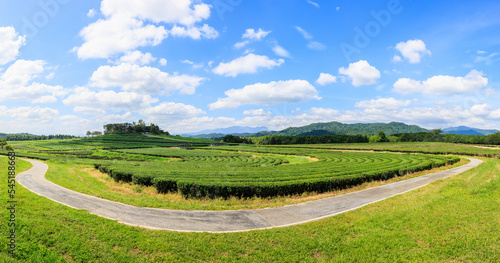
[{"xmin": 17, "ymin": 158, "xmax": 482, "ymax": 233}]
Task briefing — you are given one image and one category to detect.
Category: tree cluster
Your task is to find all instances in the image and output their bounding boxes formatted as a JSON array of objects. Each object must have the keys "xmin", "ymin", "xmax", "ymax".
[
  {"xmin": 86, "ymin": 131, "xmax": 103, "ymax": 137},
  {"xmin": 369, "ymin": 131, "xmax": 390, "ymax": 143},
  {"xmin": 0, "ymin": 134, "xmax": 77, "ymax": 141},
  {"xmin": 257, "ymin": 135, "xmax": 369, "ymax": 145},
  {"xmin": 0, "ymin": 139, "xmax": 13, "ymax": 151},
  {"xmin": 221, "ymin": 135, "xmax": 253, "ymax": 144},
  {"xmin": 391, "ymin": 131, "xmax": 500, "ymax": 145},
  {"xmin": 103, "ymin": 120, "xmax": 168, "ymax": 135}
]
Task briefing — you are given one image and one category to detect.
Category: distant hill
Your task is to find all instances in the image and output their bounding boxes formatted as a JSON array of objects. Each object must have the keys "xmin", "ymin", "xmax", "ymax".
[
  {"xmin": 442, "ymin": 126, "xmax": 500, "ymax": 136},
  {"xmin": 275, "ymin": 121, "xmax": 428, "ymax": 136},
  {"xmin": 182, "ymin": 126, "xmax": 269, "ymax": 138},
  {"xmin": 185, "ymin": 122, "xmax": 429, "ymax": 139},
  {"xmin": 189, "ymin": 130, "xmax": 275, "ymax": 139},
  {"xmin": 296, "ymin": 130, "xmax": 336, "ymax": 136}
]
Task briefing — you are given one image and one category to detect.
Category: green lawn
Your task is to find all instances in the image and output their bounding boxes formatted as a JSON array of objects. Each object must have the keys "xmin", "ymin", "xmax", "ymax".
[{"xmin": 1, "ymin": 155, "xmax": 499, "ymax": 262}]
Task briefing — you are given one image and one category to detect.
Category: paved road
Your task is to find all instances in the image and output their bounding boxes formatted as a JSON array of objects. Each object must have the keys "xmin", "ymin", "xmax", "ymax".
[{"xmin": 17, "ymin": 158, "xmax": 482, "ymax": 233}]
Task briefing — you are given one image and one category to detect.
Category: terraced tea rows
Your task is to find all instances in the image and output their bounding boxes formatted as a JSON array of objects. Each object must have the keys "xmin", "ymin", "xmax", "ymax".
[{"xmin": 96, "ymin": 147, "xmax": 459, "ymax": 199}]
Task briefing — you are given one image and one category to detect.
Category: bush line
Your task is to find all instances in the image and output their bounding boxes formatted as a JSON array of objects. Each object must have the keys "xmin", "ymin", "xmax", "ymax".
[{"xmin": 94, "ymin": 156, "xmax": 459, "ymax": 199}]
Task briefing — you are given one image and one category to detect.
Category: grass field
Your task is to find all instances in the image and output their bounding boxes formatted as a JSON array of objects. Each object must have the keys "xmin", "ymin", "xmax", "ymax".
[
  {"xmin": 1, "ymin": 136, "xmax": 499, "ymax": 261},
  {"xmin": 1, "ymin": 156, "xmax": 499, "ymax": 262}
]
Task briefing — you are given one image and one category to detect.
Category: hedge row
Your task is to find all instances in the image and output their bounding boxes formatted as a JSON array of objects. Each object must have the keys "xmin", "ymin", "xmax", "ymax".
[{"xmin": 95, "ymin": 155, "xmax": 459, "ymax": 199}]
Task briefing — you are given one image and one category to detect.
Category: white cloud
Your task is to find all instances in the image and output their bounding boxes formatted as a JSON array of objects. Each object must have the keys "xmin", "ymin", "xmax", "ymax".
[
  {"xmin": 169, "ymin": 24, "xmax": 218, "ymax": 39},
  {"xmin": 295, "ymin": 26, "xmax": 312, "ymax": 40},
  {"xmin": 243, "ymin": 109, "xmax": 271, "ymax": 116},
  {"xmin": 97, "ymin": 112, "xmax": 134, "ymax": 124},
  {"xmin": 316, "ymin": 73, "xmax": 337, "ymax": 86},
  {"xmin": 434, "ymin": 100, "xmax": 448, "ymax": 105},
  {"xmin": 181, "ymin": 59, "xmax": 203, "ymax": 69},
  {"xmin": 306, "ymin": 0, "xmax": 320, "ymax": 8},
  {"xmin": 474, "ymin": 52, "xmax": 499, "ymax": 65},
  {"xmin": 393, "ymin": 70, "xmax": 488, "ymax": 95},
  {"xmin": 212, "ymin": 53, "xmax": 284, "ymax": 77},
  {"xmin": 74, "ymin": 106, "xmax": 107, "ymax": 115},
  {"xmin": 63, "ymin": 87, "xmax": 158, "ymax": 110},
  {"xmin": 307, "ymin": 41, "xmax": 326, "ymax": 50},
  {"xmin": 75, "ymin": 0, "xmax": 216, "ymax": 59},
  {"xmin": 470, "ymin": 103, "xmax": 490, "ymax": 116},
  {"xmin": 0, "ymin": 27, "xmax": 25, "ymax": 65},
  {"xmin": 45, "ymin": 72, "xmax": 55, "ymax": 80},
  {"xmin": 209, "ymin": 79, "xmax": 320, "ymax": 110},
  {"xmin": 89, "ymin": 63, "xmax": 204, "ymax": 95},
  {"xmin": 100, "ymin": 0, "xmax": 211, "ymax": 26},
  {"xmin": 295, "ymin": 26, "xmax": 326, "ymax": 50},
  {"xmin": 355, "ymin": 98, "xmax": 412, "ymax": 110},
  {"xmin": 295, "ymin": 107, "xmax": 339, "ymax": 122},
  {"xmin": 159, "ymin": 58, "xmax": 167, "ymax": 66},
  {"xmin": 234, "ymin": 28, "xmax": 270, "ymax": 49},
  {"xmin": 234, "ymin": 40, "xmax": 250, "ymax": 49},
  {"xmin": 141, "ymin": 102, "xmax": 205, "ymax": 121},
  {"xmin": 242, "ymin": 28, "xmax": 270, "ymax": 41},
  {"xmin": 87, "ymin": 9, "xmax": 97, "ymax": 18},
  {"xmin": 272, "ymin": 44, "xmax": 291, "ymax": 58},
  {"xmin": 340, "ymin": 102, "xmax": 500, "ymax": 129},
  {"xmin": 4, "ymin": 106, "xmax": 59, "ymax": 123},
  {"xmin": 0, "ymin": 59, "xmax": 66, "ymax": 102},
  {"xmin": 114, "ymin": 50, "xmax": 156, "ymax": 65},
  {"xmin": 338, "ymin": 60, "xmax": 381, "ymax": 86},
  {"xmin": 484, "ymin": 88, "xmax": 496, "ymax": 95},
  {"xmin": 32, "ymin": 95, "xmax": 57, "ymax": 104},
  {"xmin": 394, "ymin": 39, "xmax": 431, "ymax": 64},
  {"xmin": 392, "ymin": 55, "xmax": 402, "ymax": 62},
  {"xmin": 76, "ymin": 15, "xmax": 168, "ymax": 59}
]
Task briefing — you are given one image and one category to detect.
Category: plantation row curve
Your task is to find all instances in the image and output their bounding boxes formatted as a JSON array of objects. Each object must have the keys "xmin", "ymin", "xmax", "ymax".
[{"xmin": 94, "ymin": 146, "xmax": 460, "ymax": 199}]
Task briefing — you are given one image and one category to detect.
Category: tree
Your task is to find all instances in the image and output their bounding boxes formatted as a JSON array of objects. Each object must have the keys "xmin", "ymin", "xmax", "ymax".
[
  {"xmin": 0, "ymin": 139, "xmax": 7, "ymax": 149},
  {"xmin": 377, "ymin": 130, "xmax": 388, "ymax": 141},
  {"xmin": 222, "ymin": 135, "xmax": 253, "ymax": 144},
  {"xmin": 86, "ymin": 131, "xmax": 92, "ymax": 137},
  {"xmin": 369, "ymin": 131, "xmax": 389, "ymax": 143},
  {"xmin": 150, "ymin": 124, "xmax": 159, "ymax": 134},
  {"xmin": 5, "ymin": 145, "xmax": 13, "ymax": 151},
  {"xmin": 432, "ymin": 129, "xmax": 442, "ymax": 134}
]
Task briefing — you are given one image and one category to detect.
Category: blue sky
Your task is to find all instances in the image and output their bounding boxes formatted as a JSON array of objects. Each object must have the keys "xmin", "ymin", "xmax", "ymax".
[{"xmin": 1, "ymin": 0, "xmax": 500, "ymax": 135}]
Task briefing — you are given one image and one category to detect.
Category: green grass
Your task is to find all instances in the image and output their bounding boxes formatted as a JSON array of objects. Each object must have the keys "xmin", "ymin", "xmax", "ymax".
[{"xmin": 1, "ymin": 156, "xmax": 499, "ymax": 262}]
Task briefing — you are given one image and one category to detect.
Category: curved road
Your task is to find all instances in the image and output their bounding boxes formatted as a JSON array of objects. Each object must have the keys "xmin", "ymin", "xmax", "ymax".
[{"xmin": 17, "ymin": 158, "xmax": 482, "ymax": 233}]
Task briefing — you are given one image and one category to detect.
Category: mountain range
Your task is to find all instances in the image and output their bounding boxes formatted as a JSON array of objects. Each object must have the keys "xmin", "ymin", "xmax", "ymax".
[
  {"xmin": 182, "ymin": 121, "xmax": 430, "ymax": 138},
  {"xmin": 181, "ymin": 126, "xmax": 269, "ymax": 137},
  {"xmin": 442, "ymin": 126, "xmax": 500, "ymax": 136}
]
